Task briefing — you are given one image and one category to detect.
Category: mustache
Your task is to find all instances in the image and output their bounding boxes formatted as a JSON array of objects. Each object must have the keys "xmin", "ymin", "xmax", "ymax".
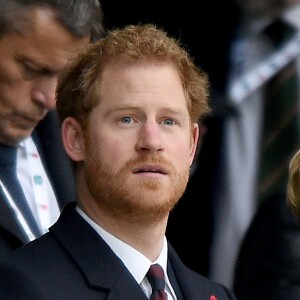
[{"xmin": 125, "ymin": 154, "xmax": 175, "ymax": 172}]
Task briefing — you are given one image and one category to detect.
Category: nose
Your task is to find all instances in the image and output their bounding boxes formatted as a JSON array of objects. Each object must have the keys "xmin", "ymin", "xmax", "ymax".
[
  {"xmin": 135, "ymin": 121, "xmax": 165, "ymax": 153},
  {"xmin": 32, "ymin": 77, "xmax": 57, "ymax": 110}
]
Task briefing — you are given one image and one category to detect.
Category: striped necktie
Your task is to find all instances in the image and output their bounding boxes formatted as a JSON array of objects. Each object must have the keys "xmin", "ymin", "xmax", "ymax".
[{"xmin": 146, "ymin": 264, "xmax": 168, "ymax": 300}]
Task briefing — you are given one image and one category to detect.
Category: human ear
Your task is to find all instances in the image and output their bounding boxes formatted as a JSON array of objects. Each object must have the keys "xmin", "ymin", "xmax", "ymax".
[
  {"xmin": 61, "ymin": 117, "xmax": 86, "ymax": 162},
  {"xmin": 189, "ymin": 122, "xmax": 200, "ymax": 166}
]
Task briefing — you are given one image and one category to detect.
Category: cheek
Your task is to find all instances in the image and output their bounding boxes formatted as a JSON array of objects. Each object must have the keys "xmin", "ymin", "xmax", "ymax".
[
  {"xmin": 169, "ymin": 137, "xmax": 194, "ymax": 168},
  {"xmin": 0, "ymin": 84, "xmax": 25, "ymax": 111},
  {"xmin": 0, "ymin": 69, "xmax": 31, "ymax": 108},
  {"xmin": 90, "ymin": 132, "xmax": 130, "ymax": 168},
  {"xmin": 0, "ymin": 54, "xmax": 22, "ymax": 84}
]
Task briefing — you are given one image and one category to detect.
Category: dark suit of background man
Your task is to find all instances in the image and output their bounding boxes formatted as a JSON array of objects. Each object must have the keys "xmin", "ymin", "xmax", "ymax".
[
  {"xmin": 0, "ymin": 0, "xmax": 104, "ymax": 262},
  {"xmin": 100, "ymin": 0, "xmax": 241, "ymax": 277}
]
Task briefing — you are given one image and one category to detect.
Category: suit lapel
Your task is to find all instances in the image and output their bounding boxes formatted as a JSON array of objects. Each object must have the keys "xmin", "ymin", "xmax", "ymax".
[
  {"xmin": 0, "ymin": 189, "xmax": 29, "ymax": 244},
  {"xmin": 168, "ymin": 244, "xmax": 235, "ymax": 300},
  {"xmin": 49, "ymin": 203, "xmax": 234, "ymax": 299},
  {"xmin": 49, "ymin": 203, "xmax": 148, "ymax": 299}
]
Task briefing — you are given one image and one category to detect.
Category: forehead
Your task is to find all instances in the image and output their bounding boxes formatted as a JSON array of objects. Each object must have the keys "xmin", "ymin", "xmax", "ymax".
[
  {"xmin": 100, "ymin": 61, "xmax": 184, "ymax": 95},
  {"xmin": 4, "ymin": 7, "xmax": 90, "ymax": 72},
  {"xmin": 96, "ymin": 61, "xmax": 188, "ymax": 113}
]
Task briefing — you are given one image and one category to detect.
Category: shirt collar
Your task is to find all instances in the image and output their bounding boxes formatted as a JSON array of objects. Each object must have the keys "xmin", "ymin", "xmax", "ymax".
[{"xmin": 76, "ymin": 206, "xmax": 168, "ymax": 284}]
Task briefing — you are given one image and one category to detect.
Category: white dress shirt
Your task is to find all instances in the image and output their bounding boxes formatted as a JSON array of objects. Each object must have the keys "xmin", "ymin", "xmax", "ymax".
[
  {"xmin": 76, "ymin": 206, "xmax": 177, "ymax": 299},
  {"xmin": 17, "ymin": 136, "xmax": 60, "ymax": 235}
]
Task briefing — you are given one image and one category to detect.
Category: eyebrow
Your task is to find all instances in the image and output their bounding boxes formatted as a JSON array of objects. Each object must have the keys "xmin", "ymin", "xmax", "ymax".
[
  {"xmin": 21, "ymin": 57, "xmax": 60, "ymax": 75},
  {"xmin": 105, "ymin": 104, "xmax": 186, "ymax": 117}
]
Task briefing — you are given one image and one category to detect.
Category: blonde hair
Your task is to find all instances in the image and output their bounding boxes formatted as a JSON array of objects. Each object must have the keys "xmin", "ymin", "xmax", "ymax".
[{"xmin": 287, "ymin": 148, "xmax": 300, "ymax": 220}]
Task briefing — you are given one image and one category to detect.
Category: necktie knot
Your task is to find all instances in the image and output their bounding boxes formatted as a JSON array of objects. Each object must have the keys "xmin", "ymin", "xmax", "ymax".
[{"xmin": 146, "ymin": 264, "xmax": 167, "ymax": 300}]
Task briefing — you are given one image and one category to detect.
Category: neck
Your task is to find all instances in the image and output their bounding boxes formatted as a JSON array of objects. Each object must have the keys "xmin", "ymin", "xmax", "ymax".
[{"xmin": 79, "ymin": 200, "xmax": 168, "ymax": 261}]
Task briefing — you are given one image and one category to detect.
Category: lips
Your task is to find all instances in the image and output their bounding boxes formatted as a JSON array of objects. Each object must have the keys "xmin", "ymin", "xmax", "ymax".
[{"xmin": 133, "ymin": 165, "xmax": 168, "ymax": 175}]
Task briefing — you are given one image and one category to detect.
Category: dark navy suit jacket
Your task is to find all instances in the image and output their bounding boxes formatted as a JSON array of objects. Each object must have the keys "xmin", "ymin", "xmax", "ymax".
[
  {"xmin": 0, "ymin": 111, "xmax": 76, "ymax": 261},
  {"xmin": 0, "ymin": 202, "xmax": 237, "ymax": 299}
]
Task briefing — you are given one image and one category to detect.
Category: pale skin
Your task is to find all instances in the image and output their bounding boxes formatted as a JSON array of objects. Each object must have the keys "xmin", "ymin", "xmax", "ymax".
[
  {"xmin": 0, "ymin": 7, "xmax": 90, "ymax": 145},
  {"xmin": 62, "ymin": 62, "xmax": 200, "ymax": 261}
]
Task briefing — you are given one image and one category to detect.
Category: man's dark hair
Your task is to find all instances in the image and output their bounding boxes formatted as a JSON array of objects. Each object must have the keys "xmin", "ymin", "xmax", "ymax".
[{"xmin": 0, "ymin": 0, "xmax": 104, "ymax": 41}]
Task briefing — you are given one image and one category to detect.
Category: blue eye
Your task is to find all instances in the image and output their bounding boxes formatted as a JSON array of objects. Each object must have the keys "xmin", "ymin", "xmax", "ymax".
[
  {"xmin": 121, "ymin": 116, "xmax": 132, "ymax": 124},
  {"xmin": 163, "ymin": 119, "xmax": 175, "ymax": 126}
]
